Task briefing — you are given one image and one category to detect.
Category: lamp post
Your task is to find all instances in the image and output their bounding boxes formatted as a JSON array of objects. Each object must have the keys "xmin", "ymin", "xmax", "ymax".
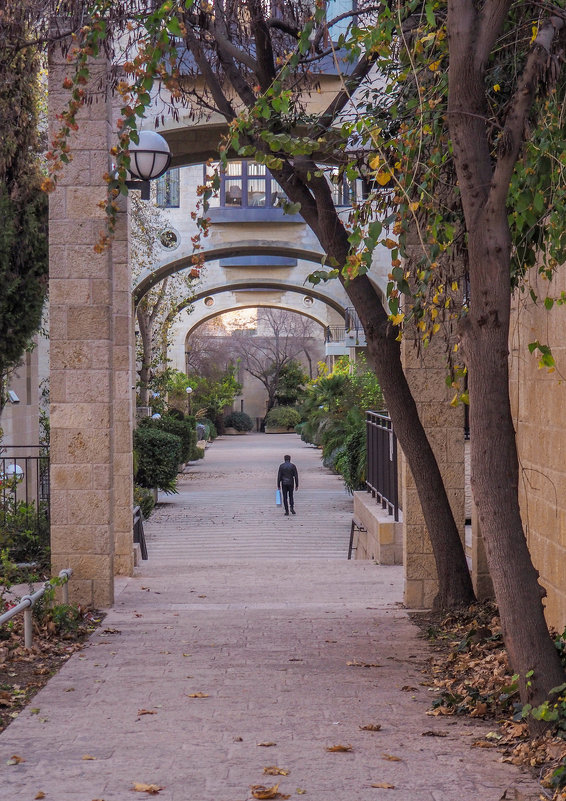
[
  {"xmin": 125, "ymin": 130, "xmax": 172, "ymax": 200},
  {"xmin": 186, "ymin": 386, "xmax": 193, "ymax": 416}
]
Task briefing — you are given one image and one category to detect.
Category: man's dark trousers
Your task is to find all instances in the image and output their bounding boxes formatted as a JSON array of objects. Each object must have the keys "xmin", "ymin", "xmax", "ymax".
[{"xmin": 282, "ymin": 484, "xmax": 294, "ymax": 514}]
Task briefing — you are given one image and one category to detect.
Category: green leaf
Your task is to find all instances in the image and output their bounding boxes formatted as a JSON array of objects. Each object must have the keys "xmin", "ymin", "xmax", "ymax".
[{"xmin": 544, "ymin": 296, "xmax": 554, "ymax": 310}]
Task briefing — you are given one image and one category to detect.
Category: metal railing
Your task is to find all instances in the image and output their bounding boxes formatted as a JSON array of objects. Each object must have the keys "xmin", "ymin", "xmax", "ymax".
[
  {"xmin": 325, "ymin": 326, "xmax": 346, "ymax": 343},
  {"xmin": 0, "ymin": 446, "xmax": 50, "ymax": 534},
  {"xmin": 133, "ymin": 506, "xmax": 148, "ymax": 560},
  {"xmin": 0, "ymin": 569, "xmax": 72, "ymax": 648},
  {"xmin": 366, "ymin": 411, "xmax": 399, "ymax": 521}
]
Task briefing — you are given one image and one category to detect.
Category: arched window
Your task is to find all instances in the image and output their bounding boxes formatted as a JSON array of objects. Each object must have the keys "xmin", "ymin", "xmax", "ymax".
[{"xmin": 156, "ymin": 168, "xmax": 180, "ymax": 208}]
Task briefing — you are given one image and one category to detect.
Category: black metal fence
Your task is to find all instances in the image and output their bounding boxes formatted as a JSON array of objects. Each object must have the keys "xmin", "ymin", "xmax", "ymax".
[
  {"xmin": 0, "ymin": 446, "xmax": 50, "ymax": 562},
  {"xmin": 366, "ymin": 412, "xmax": 399, "ymax": 520}
]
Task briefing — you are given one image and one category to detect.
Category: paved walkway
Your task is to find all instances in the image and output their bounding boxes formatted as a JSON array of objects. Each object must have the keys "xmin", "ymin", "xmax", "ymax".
[{"xmin": 0, "ymin": 434, "xmax": 541, "ymax": 800}]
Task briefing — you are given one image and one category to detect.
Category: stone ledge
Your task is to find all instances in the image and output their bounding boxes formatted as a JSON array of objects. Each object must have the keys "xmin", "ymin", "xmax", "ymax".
[{"xmin": 353, "ymin": 491, "xmax": 403, "ymax": 565}]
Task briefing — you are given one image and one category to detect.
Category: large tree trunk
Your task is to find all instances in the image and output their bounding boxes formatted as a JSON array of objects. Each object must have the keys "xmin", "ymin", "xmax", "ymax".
[
  {"xmin": 447, "ymin": 0, "xmax": 565, "ymax": 704},
  {"xmin": 347, "ymin": 274, "xmax": 475, "ymax": 609}
]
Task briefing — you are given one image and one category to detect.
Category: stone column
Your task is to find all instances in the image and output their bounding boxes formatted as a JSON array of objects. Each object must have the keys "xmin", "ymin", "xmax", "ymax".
[
  {"xmin": 48, "ymin": 48, "xmax": 134, "ymax": 605},
  {"xmin": 401, "ymin": 334, "xmax": 466, "ymax": 608}
]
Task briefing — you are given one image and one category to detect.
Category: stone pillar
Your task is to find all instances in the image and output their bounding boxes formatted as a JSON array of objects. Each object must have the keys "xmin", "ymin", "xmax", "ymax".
[
  {"xmin": 401, "ymin": 334, "xmax": 466, "ymax": 608},
  {"xmin": 48, "ymin": 48, "xmax": 134, "ymax": 605}
]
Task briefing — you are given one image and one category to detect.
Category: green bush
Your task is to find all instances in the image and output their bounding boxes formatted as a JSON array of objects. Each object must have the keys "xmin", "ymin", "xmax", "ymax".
[
  {"xmin": 265, "ymin": 406, "xmax": 301, "ymax": 429},
  {"xmin": 224, "ymin": 411, "xmax": 254, "ymax": 432},
  {"xmin": 133, "ymin": 427, "xmax": 181, "ymax": 493},
  {"xmin": 134, "ymin": 484, "xmax": 156, "ymax": 519},
  {"xmin": 200, "ymin": 418, "xmax": 218, "ymax": 440},
  {"xmin": 138, "ymin": 415, "xmax": 196, "ymax": 463},
  {"xmin": 0, "ymin": 499, "xmax": 50, "ymax": 568}
]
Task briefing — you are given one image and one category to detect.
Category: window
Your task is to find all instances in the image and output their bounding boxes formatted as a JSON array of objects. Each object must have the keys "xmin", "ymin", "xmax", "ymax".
[
  {"xmin": 217, "ymin": 161, "xmax": 286, "ymax": 209},
  {"xmin": 326, "ymin": 0, "xmax": 356, "ymax": 40},
  {"xmin": 156, "ymin": 168, "xmax": 180, "ymax": 208},
  {"xmin": 329, "ymin": 168, "xmax": 357, "ymax": 206}
]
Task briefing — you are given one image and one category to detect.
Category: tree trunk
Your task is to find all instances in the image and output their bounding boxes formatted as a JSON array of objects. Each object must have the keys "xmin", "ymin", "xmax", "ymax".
[
  {"xmin": 462, "ymin": 221, "xmax": 565, "ymax": 705},
  {"xmin": 348, "ymin": 274, "xmax": 476, "ymax": 609},
  {"xmin": 137, "ymin": 306, "xmax": 152, "ymax": 408},
  {"xmin": 447, "ymin": 0, "xmax": 565, "ymax": 704}
]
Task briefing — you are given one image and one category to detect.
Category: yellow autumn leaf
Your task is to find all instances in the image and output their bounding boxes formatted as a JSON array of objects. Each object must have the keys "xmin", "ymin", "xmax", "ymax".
[
  {"xmin": 384, "ymin": 238, "xmax": 397, "ymax": 249},
  {"xmin": 326, "ymin": 744, "xmax": 353, "ymax": 752},
  {"xmin": 369, "ymin": 155, "xmax": 380, "ymax": 170},
  {"xmin": 251, "ymin": 783, "xmax": 280, "ymax": 799},
  {"xmin": 390, "ymin": 314, "xmax": 404, "ymax": 326},
  {"xmin": 451, "ymin": 281, "xmax": 458, "ymax": 291},
  {"xmin": 382, "ymin": 753, "xmax": 402, "ymax": 761},
  {"xmin": 429, "ymin": 59, "xmax": 442, "ymax": 71},
  {"xmin": 257, "ymin": 741, "xmax": 277, "ymax": 747},
  {"xmin": 432, "ymin": 323, "xmax": 440, "ymax": 334},
  {"xmin": 296, "ymin": 790, "xmax": 307, "ymax": 795},
  {"xmin": 35, "ymin": 794, "xmax": 46, "ymax": 800},
  {"xmin": 376, "ymin": 170, "xmax": 392, "ymax": 186},
  {"xmin": 82, "ymin": 754, "xmax": 96, "ymax": 760},
  {"xmin": 264, "ymin": 766, "xmax": 290, "ymax": 776},
  {"xmin": 371, "ymin": 782, "xmax": 395, "ymax": 789},
  {"xmin": 187, "ymin": 692, "xmax": 209, "ymax": 698},
  {"xmin": 360, "ymin": 723, "xmax": 382, "ymax": 731},
  {"xmin": 409, "ymin": 201, "xmax": 419, "ymax": 212},
  {"xmin": 531, "ymin": 24, "xmax": 538, "ymax": 43},
  {"xmin": 493, "ymin": 83, "xmax": 500, "ymax": 92}
]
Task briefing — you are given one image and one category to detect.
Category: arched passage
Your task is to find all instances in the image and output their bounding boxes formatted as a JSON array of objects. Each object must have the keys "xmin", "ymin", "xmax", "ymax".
[{"xmin": 133, "ymin": 240, "xmax": 331, "ymax": 305}]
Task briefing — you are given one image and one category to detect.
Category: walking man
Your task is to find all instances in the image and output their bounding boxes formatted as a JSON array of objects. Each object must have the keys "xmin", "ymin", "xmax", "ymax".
[{"xmin": 277, "ymin": 454, "xmax": 299, "ymax": 516}]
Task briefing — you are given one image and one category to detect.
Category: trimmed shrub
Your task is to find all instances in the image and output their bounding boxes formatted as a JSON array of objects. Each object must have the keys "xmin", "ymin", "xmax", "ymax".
[
  {"xmin": 138, "ymin": 415, "xmax": 196, "ymax": 463},
  {"xmin": 200, "ymin": 418, "xmax": 218, "ymax": 440},
  {"xmin": 265, "ymin": 406, "xmax": 301, "ymax": 430},
  {"xmin": 224, "ymin": 411, "xmax": 254, "ymax": 432},
  {"xmin": 133, "ymin": 428, "xmax": 181, "ymax": 493}
]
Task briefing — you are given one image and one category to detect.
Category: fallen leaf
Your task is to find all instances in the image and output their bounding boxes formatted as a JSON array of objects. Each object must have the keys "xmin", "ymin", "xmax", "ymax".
[
  {"xmin": 82, "ymin": 754, "xmax": 97, "ymax": 760},
  {"xmin": 382, "ymin": 753, "xmax": 401, "ymax": 762},
  {"xmin": 198, "ymin": 595, "xmax": 207, "ymax": 598},
  {"xmin": 257, "ymin": 741, "xmax": 277, "ymax": 747},
  {"xmin": 65, "ymin": 687, "xmax": 75, "ymax": 692},
  {"xmin": 400, "ymin": 685, "xmax": 418, "ymax": 692},
  {"xmin": 296, "ymin": 790, "xmax": 307, "ymax": 795},
  {"xmin": 138, "ymin": 709, "xmax": 157, "ymax": 716},
  {"xmin": 234, "ymin": 736, "xmax": 243, "ymax": 742},
  {"xmin": 132, "ymin": 783, "xmax": 163, "ymax": 794},
  {"xmin": 421, "ymin": 730, "xmax": 447, "ymax": 737},
  {"xmin": 103, "ymin": 628, "xmax": 121, "ymax": 634},
  {"xmin": 30, "ymin": 708, "xmax": 40, "ymax": 715},
  {"xmin": 360, "ymin": 723, "xmax": 382, "ymax": 731},
  {"xmin": 250, "ymin": 784, "xmax": 280, "ymax": 799},
  {"xmin": 347, "ymin": 660, "xmax": 382, "ymax": 668},
  {"xmin": 7, "ymin": 754, "xmax": 25, "ymax": 765},
  {"xmin": 187, "ymin": 692, "xmax": 209, "ymax": 698},
  {"xmin": 371, "ymin": 782, "xmax": 395, "ymax": 789},
  {"xmin": 35, "ymin": 793, "xmax": 45, "ymax": 799},
  {"xmin": 326, "ymin": 744, "xmax": 353, "ymax": 752},
  {"xmin": 263, "ymin": 766, "xmax": 290, "ymax": 776}
]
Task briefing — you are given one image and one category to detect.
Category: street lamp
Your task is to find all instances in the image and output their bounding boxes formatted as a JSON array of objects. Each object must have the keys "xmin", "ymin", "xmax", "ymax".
[
  {"xmin": 125, "ymin": 130, "xmax": 172, "ymax": 200},
  {"xmin": 186, "ymin": 386, "xmax": 193, "ymax": 415}
]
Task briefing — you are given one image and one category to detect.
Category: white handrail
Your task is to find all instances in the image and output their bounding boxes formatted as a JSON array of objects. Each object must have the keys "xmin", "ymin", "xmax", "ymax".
[{"xmin": 0, "ymin": 569, "xmax": 73, "ymax": 648}]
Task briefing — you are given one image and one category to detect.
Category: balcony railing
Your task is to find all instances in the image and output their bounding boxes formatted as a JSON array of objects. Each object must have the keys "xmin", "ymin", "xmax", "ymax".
[{"xmin": 366, "ymin": 411, "xmax": 399, "ymax": 520}]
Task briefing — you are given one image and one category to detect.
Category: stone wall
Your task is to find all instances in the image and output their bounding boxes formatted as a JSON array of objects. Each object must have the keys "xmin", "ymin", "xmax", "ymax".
[{"xmin": 510, "ymin": 272, "xmax": 566, "ymax": 631}]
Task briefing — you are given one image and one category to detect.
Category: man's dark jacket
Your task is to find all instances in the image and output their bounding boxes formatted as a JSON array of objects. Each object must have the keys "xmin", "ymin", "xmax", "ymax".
[{"xmin": 277, "ymin": 462, "xmax": 299, "ymax": 489}]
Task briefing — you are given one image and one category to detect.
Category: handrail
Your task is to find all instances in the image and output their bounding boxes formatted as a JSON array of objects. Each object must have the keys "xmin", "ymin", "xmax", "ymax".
[{"xmin": 0, "ymin": 568, "xmax": 73, "ymax": 649}]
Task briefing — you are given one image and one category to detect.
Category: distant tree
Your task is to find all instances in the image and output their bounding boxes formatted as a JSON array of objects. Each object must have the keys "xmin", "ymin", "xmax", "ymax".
[
  {"xmin": 232, "ymin": 309, "xmax": 320, "ymax": 417},
  {"xmin": 274, "ymin": 360, "xmax": 309, "ymax": 407},
  {"xmin": 0, "ymin": 0, "xmax": 48, "ymax": 407},
  {"xmin": 130, "ymin": 194, "xmax": 194, "ymax": 407}
]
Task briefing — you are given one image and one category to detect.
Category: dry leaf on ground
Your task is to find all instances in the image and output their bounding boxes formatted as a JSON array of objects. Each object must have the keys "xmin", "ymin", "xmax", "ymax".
[
  {"xmin": 326, "ymin": 744, "xmax": 353, "ymax": 752},
  {"xmin": 360, "ymin": 723, "xmax": 382, "ymax": 731},
  {"xmin": 250, "ymin": 783, "xmax": 280, "ymax": 799},
  {"xmin": 296, "ymin": 790, "xmax": 306, "ymax": 795},
  {"xmin": 137, "ymin": 709, "xmax": 157, "ymax": 716},
  {"xmin": 187, "ymin": 692, "xmax": 209, "ymax": 698},
  {"xmin": 34, "ymin": 793, "xmax": 45, "ymax": 799},
  {"xmin": 132, "ymin": 783, "xmax": 163, "ymax": 794},
  {"xmin": 421, "ymin": 730, "xmax": 447, "ymax": 737},
  {"xmin": 381, "ymin": 753, "xmax": 402, "ymax": 762},
  {"xmin": 347, "ymin": 660, "xmax": 382, "ymax": 668},
  {"xmin": 371, "ymin": 782, "xmax": 395, "ymax": 789},
  {"xmin": 257, "ymin": 741, "xmax": 277, "ymax": 747},
  {"xmin": 82, "ymin": 754, "xmax": 96, "ymax": 760},
  {"xmin": 7, "ymin": 754, "xmax": 25, "ymax": 765},
  {"xmin": 263, "ymin": 766, "xmax": 290, "ymax": 775}
]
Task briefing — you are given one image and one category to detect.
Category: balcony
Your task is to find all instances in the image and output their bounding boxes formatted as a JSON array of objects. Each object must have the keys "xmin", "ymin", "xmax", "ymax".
[{"xmin": 324, "ymin": 308, "xmax": 367, "ymax": 355}]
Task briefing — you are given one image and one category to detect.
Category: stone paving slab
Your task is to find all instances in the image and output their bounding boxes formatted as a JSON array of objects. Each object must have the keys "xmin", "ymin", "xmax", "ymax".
[
  {"xmin": 0, "ymin": 561, "xmax": 540, "ymax": 801},
  {"xmin": 0, "ymin": 434, "xmax": 542, "ymax": 800}
]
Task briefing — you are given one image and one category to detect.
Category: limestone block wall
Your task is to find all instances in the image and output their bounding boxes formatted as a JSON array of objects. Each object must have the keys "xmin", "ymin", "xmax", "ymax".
[
  {"xmin": 510, "ymin": 272, "xmax": 566, "ymax": 631},
  {"xmin": 401, "ymin": 334, "xmax": 466, "ymax": 608},
  {"xmin": 353, "ymin": 492, "xmax": 403, "ymax": 564},
  {"xmin": 48, "ymin": 49, "xmax": 133, "ymax": 607}
]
